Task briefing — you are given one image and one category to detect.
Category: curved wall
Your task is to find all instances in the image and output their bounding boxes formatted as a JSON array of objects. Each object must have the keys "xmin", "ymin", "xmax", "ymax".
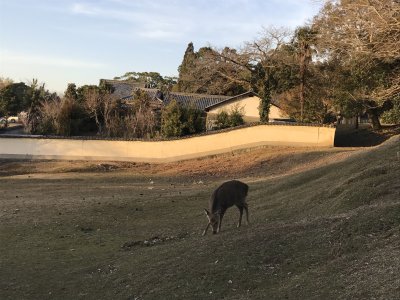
[{"xmin": 0, "ymin": 125, "xmax": 336, "ymax": 162}]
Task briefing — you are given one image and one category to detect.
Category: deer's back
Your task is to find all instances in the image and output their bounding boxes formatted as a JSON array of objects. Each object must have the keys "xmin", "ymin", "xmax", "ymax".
[{"xmin": 210, "ymin": 180, "xmax": 248, "ymax": 212}]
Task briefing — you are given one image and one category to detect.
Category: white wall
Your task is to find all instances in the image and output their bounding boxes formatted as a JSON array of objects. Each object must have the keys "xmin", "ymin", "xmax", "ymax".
[
  {"xmin": 206, "ymin": 96, "xmax": 288, "ymax": 123},
  {"xmin": 0, "ymin": 124, "xmax": 336, "ymax": 163}
]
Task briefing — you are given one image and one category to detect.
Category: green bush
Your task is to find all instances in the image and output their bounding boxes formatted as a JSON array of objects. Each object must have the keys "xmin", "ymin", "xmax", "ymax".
[
  {"xmin": 381, "ymin": 101, "xmax": 400, "ymax": 124},
  {"xmin": 215, "ymin": 110, "xmax": 230, "ymax": 129},
  {"xmin": 161, "ymin": 100, "xmax": 205, "ymax": 137},
  {"xmin": 229, "ymin": 105, "xmax": 245, "ymax": 127},
  {"xmin": 215, "ymin": 105, "xmax": 244, "ymax": 129}
]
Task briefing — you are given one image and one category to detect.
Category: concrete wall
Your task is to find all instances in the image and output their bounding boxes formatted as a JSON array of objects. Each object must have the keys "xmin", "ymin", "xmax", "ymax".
[{"xmin": 0, "ymin": 124, "xmax": 336, "ymax": 163}]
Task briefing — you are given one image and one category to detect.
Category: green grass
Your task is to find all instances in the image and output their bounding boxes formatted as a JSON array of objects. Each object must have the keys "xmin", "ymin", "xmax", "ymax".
[{"xmin": 1, "ymin": 138, "xmax": 399, "ymax": 299}]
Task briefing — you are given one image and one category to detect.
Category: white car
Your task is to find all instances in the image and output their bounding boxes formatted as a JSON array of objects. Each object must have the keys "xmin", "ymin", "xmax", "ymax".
[{"xmin": 7, "ymin": 116, "xmax": 19, "ymax": 123}]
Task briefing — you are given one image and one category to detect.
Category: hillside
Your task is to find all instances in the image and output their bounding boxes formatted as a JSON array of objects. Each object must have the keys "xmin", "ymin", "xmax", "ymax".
[{"xmin": 0, "ymin": 136, "xmax": 399, "ymax": 299}]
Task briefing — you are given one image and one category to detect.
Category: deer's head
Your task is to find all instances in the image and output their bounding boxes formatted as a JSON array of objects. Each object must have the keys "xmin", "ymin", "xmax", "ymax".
[{"xmin": 204, "ymin": 209, "xmax": 220, "ymax": 234}]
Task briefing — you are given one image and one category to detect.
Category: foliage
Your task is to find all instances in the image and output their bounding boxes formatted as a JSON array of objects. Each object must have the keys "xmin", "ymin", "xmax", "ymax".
[
  {"xmin": 124, "ymin": 90, "xmax": 160, "ymax": 138},
  {"xmin": 161, "ymin": 99, "xmax": 205, "ymax": 137},
  {"xmin": 0, "ymin": 82, "xmax": 32, "ymax": 116},
  {"xmin": 381, "ymin": 100, "xmax": 400, "ymax": 125},
  {"xmin": 312, "ymin": 0, "xmax": 400, "ymax": 128},
  {"xmin": 215, "ymin": 105, "xmax": 245, "ymax": 129},
  {"xmin": 64, "ymin": 83, "xmax": 78, "ymax": 102},
  {"xmin": 0, "ymin": 77, "xmax": 13, "ymax": 90},
  {"xmin": 177, "ymin": 43, "xmax": 247, "ymax": 96},
  {"xmin": 114, "ymin": 71, "xmax": 177, "ymax": 91},
  {"xmin": 180, "ymin": 105, "xmax": 205, "ymax": 136},
  {"xmin": 25, "ymin": 80, "xmax": 60, "ymax": 134},
  {"xmin": 35, "ymin": 98, "xmax": 81, "ymax": 136},
  {"xmin": 161, "ymin": 100, "xmax": 182, "ymax": 137},
  {"xmin": 229, "ymin": 105, "xmax": 245, "ymax": 127},
  {"xmin": 292, "ymin": 26, "xmax": 317, "ymax": 121},
  {"xmin": 215, "ymin": 110, "xmax": 230, "ymax": 129}
]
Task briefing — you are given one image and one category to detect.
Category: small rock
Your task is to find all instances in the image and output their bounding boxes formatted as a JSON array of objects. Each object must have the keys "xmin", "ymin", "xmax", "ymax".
[{"xmin": 228, "ymin": 280, "xmax": 233, "ymax": 284}]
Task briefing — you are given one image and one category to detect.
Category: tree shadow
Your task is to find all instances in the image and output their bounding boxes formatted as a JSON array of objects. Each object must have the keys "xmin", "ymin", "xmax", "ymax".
[{"xmin": 334, "ymin": 125, "xmax": 400, "ymax": 147}]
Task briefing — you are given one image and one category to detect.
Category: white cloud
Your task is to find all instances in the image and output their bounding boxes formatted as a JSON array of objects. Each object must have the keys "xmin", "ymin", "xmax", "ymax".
[
  {"xmin": 1, "ymin": 50, "xmax": 106, "ymax": 69},
  {"xmin": 71, "ymin": 3, "xmax": 100, "ymax": 15},
  {"xmin": 68, "ymin": 0, "xmax": 321, "ymax": 45}
]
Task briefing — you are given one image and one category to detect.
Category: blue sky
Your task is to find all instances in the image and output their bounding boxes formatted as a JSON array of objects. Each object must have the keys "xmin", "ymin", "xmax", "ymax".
[{"xmin": 0, "ymin": 0, "xmax": 322, "ymax": 93}]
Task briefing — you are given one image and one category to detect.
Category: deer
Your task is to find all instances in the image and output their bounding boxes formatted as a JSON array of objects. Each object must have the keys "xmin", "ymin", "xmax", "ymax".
[{"xmin": 202, "ymin": 180, "xmax": 249, "ymax": 235}]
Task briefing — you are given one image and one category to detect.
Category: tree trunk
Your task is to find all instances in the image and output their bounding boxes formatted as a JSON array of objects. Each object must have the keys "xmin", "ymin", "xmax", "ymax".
[
  {"xmin": 299, "ymin": 55, "xmax": 305, "ymax": 122},
  {"xmin": 355, "ymin": 113, "xmax": 359, "ymax": 129},
  {"xmin": 367, "ymin": 109, "xmax": 382, "ymax": 130}
]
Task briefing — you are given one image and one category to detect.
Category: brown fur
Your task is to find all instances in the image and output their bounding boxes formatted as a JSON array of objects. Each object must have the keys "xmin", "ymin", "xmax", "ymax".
[{"xmin": 203, "ymin": 180, "xmax": 249, "ymax": 235}]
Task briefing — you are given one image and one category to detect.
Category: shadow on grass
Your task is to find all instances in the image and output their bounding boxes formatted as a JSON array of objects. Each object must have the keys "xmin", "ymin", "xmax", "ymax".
[{"xmin": 334, "ymin": 125, "xmax": 400, "ymax": 147}]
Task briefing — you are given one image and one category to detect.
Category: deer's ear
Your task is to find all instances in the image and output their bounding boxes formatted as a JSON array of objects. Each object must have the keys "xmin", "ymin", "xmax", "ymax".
[{"xmin": 204, "ymin": 208, "xmax": 210, "ymax": 216}]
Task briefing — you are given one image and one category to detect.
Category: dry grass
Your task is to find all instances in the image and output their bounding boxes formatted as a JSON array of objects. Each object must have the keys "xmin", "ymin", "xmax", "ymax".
[{"xmin": 0, "ymin": 137, "xmax": 399, "ymax": 299}]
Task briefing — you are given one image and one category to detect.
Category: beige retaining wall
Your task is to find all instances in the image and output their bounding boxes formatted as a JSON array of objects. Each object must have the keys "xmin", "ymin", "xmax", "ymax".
[{"xmin": 0, "ymin": 125, "xmax": 336, "ymax": 163}]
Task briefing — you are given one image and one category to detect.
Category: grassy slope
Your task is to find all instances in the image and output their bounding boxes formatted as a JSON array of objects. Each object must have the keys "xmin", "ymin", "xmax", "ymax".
[{"xmin": 0, "ymin": 137, "xmax": 399, "ymax": 299}]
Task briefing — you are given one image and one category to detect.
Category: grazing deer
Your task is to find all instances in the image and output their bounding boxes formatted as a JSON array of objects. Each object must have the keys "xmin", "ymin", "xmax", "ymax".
[{"xmin": 203, "ymin": 180, "xmax": 249, "ymax": 235}]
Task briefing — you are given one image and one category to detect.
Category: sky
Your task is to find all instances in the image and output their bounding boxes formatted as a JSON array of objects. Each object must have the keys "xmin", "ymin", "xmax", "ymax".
[{"xmin": 0, "ymin": 0, "xmax": 323, "ymax": 94}]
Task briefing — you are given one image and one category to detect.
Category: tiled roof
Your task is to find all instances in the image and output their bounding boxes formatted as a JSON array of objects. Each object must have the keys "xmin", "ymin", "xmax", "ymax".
[
  {"xmin": 115, "ymin": 86, "xmax": 232, "ymax": 111},
  {"xmin": 204, "ymin": 91, "xmax": 281, "ymax": 111},
  {"xmin": 101, "ymin": 79, "xmax": 280, "ymax": 111},
  {"xmin": 161, "ymin": 91, "xmax": 230, "ymax": 110},
  {"xmin": 100, "ymin": 79, "xmax": 145, "ymax": 100}
]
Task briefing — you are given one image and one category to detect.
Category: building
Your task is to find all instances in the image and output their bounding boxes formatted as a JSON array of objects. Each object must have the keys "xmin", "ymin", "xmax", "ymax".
[{"xmin": 101, "ymin": 79, "xmax": 290, "ymax": 130}]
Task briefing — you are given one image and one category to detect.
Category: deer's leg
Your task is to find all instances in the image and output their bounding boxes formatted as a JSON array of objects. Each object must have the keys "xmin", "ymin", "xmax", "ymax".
[
  {"xmin": 243, "ymin": 203, "xmax": 249, "ymax": 224},
  {"xmin": 217, "ymin": 212, "xmax": 225, "ymax": 233},
  {"xmin": 203, "ymin": 222, "xmax": 210, "ymax": 236},
  {"xmin": 237, "ymin": 206, "xmax": 244, "ymax": 228}
]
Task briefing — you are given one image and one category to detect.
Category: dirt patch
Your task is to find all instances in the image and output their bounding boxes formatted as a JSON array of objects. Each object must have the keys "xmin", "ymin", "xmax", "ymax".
[
  {"xmin": 121, "ymin": 233, "xmax": 189, "ymax": 250},
  {"xmin": 0, "ymin": 146, "xmax": 356, "ymax": 181}
]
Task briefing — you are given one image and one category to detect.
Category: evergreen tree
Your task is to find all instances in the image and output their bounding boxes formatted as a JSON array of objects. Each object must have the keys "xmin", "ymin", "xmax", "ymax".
[
  {"xmin": 177, "ymin": 42, "xmax": 197, "ymax": 92},
  {"xmin": 161, "ymin": 100, "xmax": 183, "ymax": 137}
]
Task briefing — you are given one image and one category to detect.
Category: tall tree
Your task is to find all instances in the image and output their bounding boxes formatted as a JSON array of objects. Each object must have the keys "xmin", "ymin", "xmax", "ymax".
[
  {"xmin": 0, "ymin": 82, "xmax": 31, "ymax": 117},
  {"xmin": 177, "ymin": 42, "xmax": 197, "ymax": 92},
  {"xmin": 292, "ymin": 26, "xmax": 317, "ymax": 121},
  {"xmin": 177, "ymin": 28, "xmax": 293, "ymax": 120},
  {"xmin": 313, "ymin": 0, "xmax": 400, "ymax": 129},
  {"xmin": 176, "ymin": 45, "xmax": 248, "ymax": 95},
  {"xmin": 64, "ymin": 83, "xmax": 78, "ymax": 102},
  {"xmin": 231, "ymin": 26, "xmax": 293, "ymax": 121}
]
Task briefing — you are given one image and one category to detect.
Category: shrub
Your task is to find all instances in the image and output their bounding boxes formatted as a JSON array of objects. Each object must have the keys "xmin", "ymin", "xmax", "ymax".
[
  {"xmin": 215, "ymin": 105, "xmax": 245, "ymax": 129},
  {"xmin": 161, "ymin": 100, "xmax": 182, "ymax": 137},
  {"xmin": 161, "ymin": 100, "xmax": 206, "ymax": 137},
  {"xmin": 381, "ymin": 101, "xmax": 400, "ymax": 125},
  {"xmin": 229, "ymin": 105, "xmax": 245, "ymax": 127}
]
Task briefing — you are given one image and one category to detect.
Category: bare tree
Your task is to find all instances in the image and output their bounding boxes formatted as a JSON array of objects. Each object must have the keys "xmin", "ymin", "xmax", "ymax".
[
  {"xmin": 125, "ymin": 90, "xmax": 159, "ymax": 138},
  {"xmin": 83, "ymin": 87, "xmax": 104, "ymax": 135},
  {"xmin": 0, "ymin": 77, "xmax": 13, "ymax": 90},
  {"xmin": 314, "ymin": 0, "xmax": 400, "ymax": 101}
]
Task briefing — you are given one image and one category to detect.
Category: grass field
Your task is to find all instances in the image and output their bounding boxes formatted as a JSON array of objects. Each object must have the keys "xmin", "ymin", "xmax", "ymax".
[{"xmin": 1, "ymin": 136, "xmax": 399, "ymax": 299}]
